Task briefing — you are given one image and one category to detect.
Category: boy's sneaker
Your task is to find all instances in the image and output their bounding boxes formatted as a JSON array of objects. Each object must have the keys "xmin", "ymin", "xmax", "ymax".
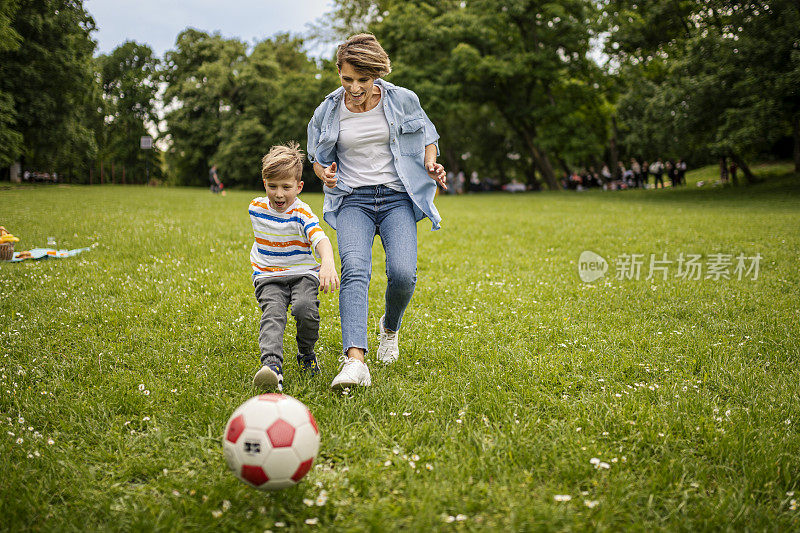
[
  {"xmin": 297, "ymin": 352, "xmax": 320, "ymax": 376},
  {"xmin": 253, "ymin": 362, "xmax": 283, "ymax": 391},
  {"xmin": 376, "ymin": 315, "xmax": 399, "ymax": 365},
  {"xmin": 330, "ymin": 355, "xmax": 372, "ymax": 390}
]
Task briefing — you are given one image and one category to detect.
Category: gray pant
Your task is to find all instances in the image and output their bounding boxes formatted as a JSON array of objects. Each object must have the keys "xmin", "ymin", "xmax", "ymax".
[{"xmin": 254, "ymin": 274, "xmax": 320, "ymax": 366}]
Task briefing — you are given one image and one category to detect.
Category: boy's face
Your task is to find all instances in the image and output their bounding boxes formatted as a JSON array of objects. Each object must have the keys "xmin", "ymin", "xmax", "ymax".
[{"xmin": 264, "ymin": 175, "xmax": 303, "ymax": 212}]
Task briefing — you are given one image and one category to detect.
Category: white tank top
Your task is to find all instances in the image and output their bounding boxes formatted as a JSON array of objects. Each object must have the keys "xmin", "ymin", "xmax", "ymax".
[{"xmin": 336, "ymin": 87, "xmax": 404, "ymax": 191}]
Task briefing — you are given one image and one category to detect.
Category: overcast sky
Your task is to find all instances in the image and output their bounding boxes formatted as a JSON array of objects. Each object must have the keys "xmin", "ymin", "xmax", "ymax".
[{"xmin": 85, "ymin": 0, "xmax": 335, "ymax": 59}]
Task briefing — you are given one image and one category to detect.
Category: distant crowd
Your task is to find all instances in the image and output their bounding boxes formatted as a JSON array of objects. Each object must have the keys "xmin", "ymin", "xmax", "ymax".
[
  {"xmin": 443, "ymin": 171, "xmax": 527, "ymax": 194},
  {"xmin": 22, "ymin": 170, "xmax": 60, "ymax": 183},
  {"xmin": 442, "ymin": 157, "xmax": 689, "ymax": 194},
  {"xmin": 563, "ymin": 158, "xmax": 688, "ymax": 191}
]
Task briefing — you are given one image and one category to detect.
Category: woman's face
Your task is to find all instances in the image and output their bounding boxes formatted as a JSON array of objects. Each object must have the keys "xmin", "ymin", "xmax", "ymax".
[{"xmin": 338, "ymin": 62, "xmax": 375, "ymax": 106}]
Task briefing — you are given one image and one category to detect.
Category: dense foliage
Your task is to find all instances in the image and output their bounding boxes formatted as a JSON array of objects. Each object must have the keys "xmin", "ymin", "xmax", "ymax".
[
  {"xmin": 0, "ymin": 0, "xmax": 97, "ymax": 177},
  {"xmin": 0, "ymin": 0, "xmax": 797, "ymax": 187},
  {"xmin": 605, "ymin": 0, "xmax": 800, "ymax": 181},
  {"xmin": 95, "ymin": 41, "xmax": 162, "ymax": 184},
  {"xmin": 161, "ymin": 31, "xmax": 338, "ymax": 188}
]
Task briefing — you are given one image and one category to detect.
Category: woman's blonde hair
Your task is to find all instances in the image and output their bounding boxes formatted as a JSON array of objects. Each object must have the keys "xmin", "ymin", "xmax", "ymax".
[
  {"xmin": 336, "ymin": 33, "xmax": 392, "ymax": 78},
  {"xmin": 261, "ymin": 141, "xmax": 304, "ymax": 182}
]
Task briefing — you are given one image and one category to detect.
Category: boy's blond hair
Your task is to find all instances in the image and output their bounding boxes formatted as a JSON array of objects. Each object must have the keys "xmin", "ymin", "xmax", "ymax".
[{"xmin": 261, "ymin": 142, "xmax": 304, "ymax": 182}]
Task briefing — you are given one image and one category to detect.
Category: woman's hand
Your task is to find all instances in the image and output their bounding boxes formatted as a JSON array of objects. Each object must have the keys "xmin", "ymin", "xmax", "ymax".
[
  {"xmin": 426, "ymin": 161, "xmax": 447, "ymax": 190},
  {"xmin": 315, "ymin": 162, "xmax": 338, "ymax": 188}
]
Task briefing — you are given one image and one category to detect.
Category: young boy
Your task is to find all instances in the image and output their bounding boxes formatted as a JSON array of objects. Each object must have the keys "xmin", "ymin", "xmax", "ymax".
[{"xmin": 250, "ymin": 142, "xmax": 339, "ymax": 390}]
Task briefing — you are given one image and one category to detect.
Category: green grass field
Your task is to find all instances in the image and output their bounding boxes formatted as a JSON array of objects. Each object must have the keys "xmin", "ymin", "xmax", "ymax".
[{"xmin": 1, "ymin": 162, "xmax": 799, "ymax": 531}]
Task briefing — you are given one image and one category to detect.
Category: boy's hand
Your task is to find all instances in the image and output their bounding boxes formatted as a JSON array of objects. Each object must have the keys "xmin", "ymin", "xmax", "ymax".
[
  {"xmin": 318, "ymin": 262, "xmax": 340, "ymax": 294},
  {"xmin": 320, "ymin": 162, "xmax": 337, "ymax": 188}
]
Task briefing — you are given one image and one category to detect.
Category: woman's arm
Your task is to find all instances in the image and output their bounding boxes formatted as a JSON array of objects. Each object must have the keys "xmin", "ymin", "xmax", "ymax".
[
  {"xmin": 403, "ymin": 88, "xmax": 445, "ymax": 189},
  {"xmin": 314, "ymin": 161, "xmax": 338, "ymax": 187},
  {"xmin": 307, "ymin": 103, "xmax": 338, "ymax": 188},
  {"xmin": 424, "ymin": 144, "xmax": 447, "ymax": 190}
]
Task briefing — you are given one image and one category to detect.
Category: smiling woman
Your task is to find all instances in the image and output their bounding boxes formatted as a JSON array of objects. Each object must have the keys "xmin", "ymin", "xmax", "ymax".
[
  {"xmin": 306, "ymin": 33, "xmax": 447, "ymax": 391},
  {"xmin": 335, "ymin": 37, "xmax": 391, "ymax": 109}
]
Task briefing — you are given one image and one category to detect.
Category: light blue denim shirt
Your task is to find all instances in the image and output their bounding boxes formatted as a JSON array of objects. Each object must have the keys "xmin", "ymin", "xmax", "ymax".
[{"xmin": 306, "ymin": 78, "xmax": 442, "ymax": 231}]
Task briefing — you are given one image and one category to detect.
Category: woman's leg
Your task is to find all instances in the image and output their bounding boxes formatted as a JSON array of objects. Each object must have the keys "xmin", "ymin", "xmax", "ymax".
[
  {"xmin": 337, "ymin": 195, "xmax": 377, "ymax": 360},
  {"xmin": 378, "ymin": 192, "xmax": 418, "ymax": 332}
]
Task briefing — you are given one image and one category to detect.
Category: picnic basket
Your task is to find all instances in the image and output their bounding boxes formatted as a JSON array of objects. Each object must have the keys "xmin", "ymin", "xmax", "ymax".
[
  {"xmin": 0, "ymin": 242, "xmax": 12, "ymax": 261},
  {"xmin": 0, "ymin": 226, "xmax": 17, "ymax": 260}
]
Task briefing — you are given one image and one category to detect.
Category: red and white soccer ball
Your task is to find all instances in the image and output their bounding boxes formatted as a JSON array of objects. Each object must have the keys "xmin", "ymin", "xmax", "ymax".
[{"xmin": 223, "ymin": 394, "xmax": 320, "ymax": 490}]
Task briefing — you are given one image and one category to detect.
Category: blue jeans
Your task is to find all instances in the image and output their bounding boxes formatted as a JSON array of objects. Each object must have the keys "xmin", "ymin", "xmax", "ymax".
[{"xmin": 337, "ymin": 185, "xmax": 417, "ymax": 354}]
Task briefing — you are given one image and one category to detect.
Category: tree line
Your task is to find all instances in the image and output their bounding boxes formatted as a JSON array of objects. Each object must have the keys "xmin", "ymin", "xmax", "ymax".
[{"xmin": 1, "ymin": 0, "xmax": 798, "ymax": 189}]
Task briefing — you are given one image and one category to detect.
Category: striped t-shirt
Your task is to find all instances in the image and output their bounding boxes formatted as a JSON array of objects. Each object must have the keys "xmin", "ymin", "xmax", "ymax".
[{"xmin": 249, "ymin": 197, "xmax": 329, "ymax": 279}]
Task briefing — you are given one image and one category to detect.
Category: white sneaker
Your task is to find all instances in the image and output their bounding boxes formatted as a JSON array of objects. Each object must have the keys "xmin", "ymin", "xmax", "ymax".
[
  {"xmin": 330, "ymin": 355, "xmax": 372, "ymax": 390},
  {"xmin": 376, "ymin": 315, "xmax": 399, "ymax": 365}
]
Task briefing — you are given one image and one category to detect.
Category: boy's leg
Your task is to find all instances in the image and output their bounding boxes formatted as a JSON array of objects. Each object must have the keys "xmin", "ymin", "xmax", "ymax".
[
  {"xmin": 254, "ymin": 277, "xmax": 291, "ymax": 367},
  {"xmin": 289, "ymin": 274, "xmax": 321, "ymax": 356},
  {"xmin": 378, "ymin": 192, "xmax": 418, "ymax": 333}
]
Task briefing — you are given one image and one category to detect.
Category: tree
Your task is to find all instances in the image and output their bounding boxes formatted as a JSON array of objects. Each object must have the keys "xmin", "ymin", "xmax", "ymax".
[
  {"xmin": 368, "ymin": 2, "xmax": 523, "ymax": 184},
  {"xmin": 96, "ymin": 41, "xmax": 161, "ymax": 184},
  {"xmin": 0, "ymin": 0, "xmax": 23, "ymax": 169},
  {"xmin": 606, "ymin": 0, "xmax": 800, "ymax": 178},
  {"xmin": 0, "ymin": 0, "xmax": 97, "ymax": 178},
  {"xmin": 162, "ymin": 29, "xmax": 248, "ymax": 186},
  {"xmin": 213, "ymin": 35, "xmax": 338, "ymax": 189},
  {"xmin": 711, "ymin": 0, "xmax": 800, "ymax": 174},
  {"xmin": 162, "ymin": 30, "xmax": 338, "ymax": 188}
]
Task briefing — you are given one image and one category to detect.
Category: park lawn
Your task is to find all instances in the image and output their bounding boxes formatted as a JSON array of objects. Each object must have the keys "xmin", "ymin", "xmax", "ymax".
[
  {"xmin": 677, "ymin": 160, "xmax": 793, "ymax": 188},
  {"xmin": 1, "ymin": 164, "xmax": 799, "ymax": 531}
]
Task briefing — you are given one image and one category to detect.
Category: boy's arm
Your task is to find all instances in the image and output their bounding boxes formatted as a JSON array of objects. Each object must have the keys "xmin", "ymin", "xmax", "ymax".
[
  {"xmin": 298, "ymin": 205, "xmax": 338, "ymax": 293},
  {"xmin": 315, "ymin": 238, "xmax": 339, "ymax": 294}
]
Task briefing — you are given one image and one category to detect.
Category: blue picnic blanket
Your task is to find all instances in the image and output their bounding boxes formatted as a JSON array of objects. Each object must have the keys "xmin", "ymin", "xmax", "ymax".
[{"xmin": 10, "ymin": 247, "xmax": 91, "ymax": 262}]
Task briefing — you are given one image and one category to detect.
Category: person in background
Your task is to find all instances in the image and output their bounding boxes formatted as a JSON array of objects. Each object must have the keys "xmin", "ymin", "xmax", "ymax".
[
  {"xmin": 468, "ymin": 171, "xmax": 480, "ymax": 193},
  {"xmin": 651, "ymin": 159, "xmax": 664, "ymax": 189},
  {"xmin": 641, "ymin": 161, "xmax": 650, "ymax": 188},
  {"xmin": 631, "ymin": 158, "xmax": 642, "ymax": 188},
  {"xmin": 601, "ymin": 164, "xmax": 612, "ymax": 183},
  {"xmin": 617, "ymin": 161, "xmax": 627, "ymax": 186},
  {"xmin": 666, "ymin": 160, "xmax": 676, "ymax": 187},
  {"xmin": 676, "ymin": 159, "xmax": 687, "ymax": 186},
  {"xmin": 209, "ymin": 164, "xmax": 222, "ymax": 194},
  {"xmin": 720, "ymin": 158, "xmax": 729, "ymax": 183},
  {"xmin": 454, "ymin": 171, "xmax": 465, "ymax": 194},
  {"xmin": 622, "ymin": 163, "xmax": 634, "ymax": 188}
]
